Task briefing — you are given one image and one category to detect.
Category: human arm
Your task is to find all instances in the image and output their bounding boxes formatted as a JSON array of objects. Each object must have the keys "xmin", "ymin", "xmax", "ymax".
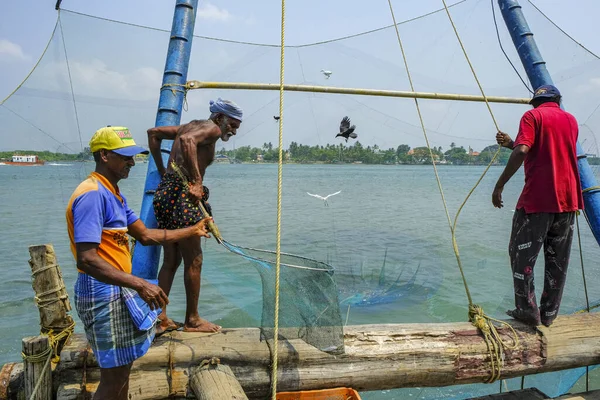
[
  {"xmin": 492, "ymin": 145, "xmax": 530, "ymax": 208},
  {"xmin": 76, "ymin": 243, "xmax": 168, "ymax": 310},
  {"xmin": 178, "ymin": 122, "xmax": 221, "ymax": 200},
  {"xmin": 147, "ymin": 125, "xmax": 180, "ymax": 176},
  {"xmin": 492, "ymin": 112, "xmax": 536, "ymax": 208},
  {"xmin": 127, "ymin": 217, "xmax": 211, "ymax": 246}
]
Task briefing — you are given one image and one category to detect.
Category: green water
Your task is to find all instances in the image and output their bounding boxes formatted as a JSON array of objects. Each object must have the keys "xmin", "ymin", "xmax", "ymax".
[{"xmin": 1, "ymin": 162, "xmax": 599, "ymax": 399}]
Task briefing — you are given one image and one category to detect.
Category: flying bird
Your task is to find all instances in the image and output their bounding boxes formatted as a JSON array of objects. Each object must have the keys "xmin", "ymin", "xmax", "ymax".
[
  {"xmin": 273, "ymin": 116, "xmax": 280, "ymax": 121},
  {"xmin": 320, "ymin": 69, "xmax": 332, "ymax": 79},
  {"xmin": 336, "ymin": 116, "xmax": 358, "ymax": 142},
  {"xmin": 306, "ymin": 190, "xmax": 341, "ymax": 206}
]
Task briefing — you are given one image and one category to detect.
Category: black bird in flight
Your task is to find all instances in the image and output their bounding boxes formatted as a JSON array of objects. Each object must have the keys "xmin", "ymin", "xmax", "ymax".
[
  {"xmin": 336, "ymin": 116, "xmax": 358, "ymax": 142},
  {"xmin": 273, "ymin": 116, "xmax": 280, "ymax": 121}
]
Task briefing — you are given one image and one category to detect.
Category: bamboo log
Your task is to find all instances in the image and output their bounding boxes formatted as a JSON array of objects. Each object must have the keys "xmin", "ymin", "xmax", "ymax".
[
  {"xmin": 187, "ymin": 80, "xmax": 532, "ymax": 104},
  {"xmin": 23, "ymin": 336, "xmax": 52, "ymax": 400},
  {"xmin": 0, "ymin": 362, "xmax": 23, "ymax": 400},
  {"xmin": 28, "ymin": 245, "xmax": 74, "ymax": 333},
  {"xmin": 189, "ymin": 358, "xmax": 248, "ymax": 400},
  {"xmin": 53, "ymin": 313, "xmax": 600, "ymax": 399}
]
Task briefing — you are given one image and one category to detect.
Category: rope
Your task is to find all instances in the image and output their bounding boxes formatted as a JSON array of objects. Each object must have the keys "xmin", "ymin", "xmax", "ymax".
[
  {"xmin": 490, "ymin": 0, "xmax": 533, "ymax": 94},
  {"xmin": 386, "ymin": 0, "xmax": 519, "ymax": 383},
  {"xmin": 441, "ymin": 0, "xmax": 520, "ymax": 381},
  {"xmin": 526, "ymin": 1, "xmax": 600, "ymax": 60},
  {"xmin": 25, "ymin": 349, "xmax": 52, "ymax": 400},
  {"xmin": 575, "ymin": 211, "xmax": 591, "ymax": 391},
  {"xmin": 59, "ymin": 2, "xmax": 468, "ymax": 49},
  {"xmin": 161, "ymin": 83, "xmax": 189, "ymax": 112},
  {"xmin": 20, "ymin": 321, "xmax": 75, "ymax": 400},
  {"xmin": 31, "ymin": 264, "xmax": 60, "ymax": 276},
  {"xmin": 58, "ymin": 10, "xmax": 85, "ymax": 154},
  {"xmin": 45, "ymin": 321, "xmax": 76, "ymax": 363},
  {"xmin": 0, "ymin": 20, "xmax": 59, "ymax": 105},
  {"xmin": 582, "ymin": 185, "xmax": 600, "ymax": 193},
  {"xmin": 271, "ymin": 0, "xmax": 286, "ymax": 396}
]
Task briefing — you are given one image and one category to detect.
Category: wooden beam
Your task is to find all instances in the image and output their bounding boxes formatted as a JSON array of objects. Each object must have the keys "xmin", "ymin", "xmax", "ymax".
[
  {"xmin": 189, "ymin": 358, "xmax": 248, "ymax": 400},
  {"xmin": 28, "ymin": 244, "xmax": 74, "ymax": 335},
  {"xmin": 23, "ymin": 336, "xmax": 52, "ymax": 400},
  {"xmin": 187, "ymin": 81, "xmax": 531, "ymax": 104},
  {"xmin": 52, "ymin": 313, "xmax": 600, "ymax": 399}
]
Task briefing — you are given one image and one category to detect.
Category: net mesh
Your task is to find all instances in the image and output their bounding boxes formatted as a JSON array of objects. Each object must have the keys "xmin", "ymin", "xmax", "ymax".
[
  {"xmin": 2, "ymin": 1, "xmax": 600, "ymax": 398},
  {"xmin": 221, "ymin": 240, "xmax": 344, "ymax": 353}
]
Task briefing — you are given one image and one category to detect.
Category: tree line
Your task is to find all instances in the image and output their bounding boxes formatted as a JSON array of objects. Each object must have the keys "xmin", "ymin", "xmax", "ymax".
[
  {"xmin": 0, "ymin": 148, "xmax": 92, "ymax": 162},
  {"xmin": 5, "ymin": 143, "xmax": 600, "ymax": 166},
  {"xmin": 220, "ymin": 141, "xmax": 521, "ymax": 165}
]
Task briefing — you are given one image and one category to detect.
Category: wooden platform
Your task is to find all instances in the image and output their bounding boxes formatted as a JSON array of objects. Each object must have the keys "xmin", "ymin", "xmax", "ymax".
[{"xmin": 469, "ymin": 388, "xmax": 600, "ymax": 399}]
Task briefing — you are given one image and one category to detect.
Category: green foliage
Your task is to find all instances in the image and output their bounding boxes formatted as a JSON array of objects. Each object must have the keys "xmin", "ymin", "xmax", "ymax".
[
  {"xmin": 0, "ymin": 144, "xmax": 515, "ymax": 165},
  {"xmin": 220, "ymin": 142, "xmax": 511, "ymax": 165},
  {"xmin": 0, "ymin": 148, "xmax": 92, "ymax": 162}
]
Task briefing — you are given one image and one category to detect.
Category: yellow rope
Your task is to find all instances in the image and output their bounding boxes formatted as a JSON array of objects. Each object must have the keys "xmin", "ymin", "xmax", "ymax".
[
  {"xmin": 441, "ymin": 0, "xmax": 520, "ymax": 382},
  {"xmin": 271, "ymin": 0, "xmax": 286, "ymax": 397},
  {"xmin": 386, "ymin": 0, "xmax": 519, "ymax": 382},
  {"xmin": 21, "ymin": 321, "xmax": 74, "ymax": 400},
  {"xmin": 582, "ymin": 185, "xmax": 600, "ymax": 193},
  {"xmin": 160, "ymin": 83, "xmax": 189, "ymax": 111},
  {"xmin": 45, "ymin": 320, "xmax": 76, "ymax": 362}
]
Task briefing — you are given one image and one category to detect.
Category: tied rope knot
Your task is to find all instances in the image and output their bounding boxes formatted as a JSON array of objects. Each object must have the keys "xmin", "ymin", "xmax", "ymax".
[
  {"xmin": 469, "ymin": 304, "xmax": 489, "ymax": 333},
  {"xmin": 468, "ymin": 303, "xmax": 519, "ymax": 383}
]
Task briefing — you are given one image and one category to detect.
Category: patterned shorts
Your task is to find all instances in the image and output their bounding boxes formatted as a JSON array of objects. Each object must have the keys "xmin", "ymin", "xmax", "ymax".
[{"xmin": 153, "ymin": 173, "xmax": 212, "ymax": 230}]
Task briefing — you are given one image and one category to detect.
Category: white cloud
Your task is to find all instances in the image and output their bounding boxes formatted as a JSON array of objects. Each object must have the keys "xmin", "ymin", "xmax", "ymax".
[
  {"xmin": 196, "ymin": 3, "xmax": 256, "ymax": 25},
  {"xmin": 197, "ymin": 3, "xmax": 232, "ymax": 21},
  {"xmin": 0, "ymin": 39, "xmax": 29, "ymax": 61},
  {"xmin": 574, "ymin": 77, "xmax": 600, "ymax": 94},
  {"xmin": 39, "ymin": 59, "xmax": 162, "ymax": 101}
]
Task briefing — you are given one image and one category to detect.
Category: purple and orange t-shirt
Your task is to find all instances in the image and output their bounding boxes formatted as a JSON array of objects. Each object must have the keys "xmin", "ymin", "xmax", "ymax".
[{"xmin": 66, "ymin": 172, "xmax": 139, "ymax": 273}]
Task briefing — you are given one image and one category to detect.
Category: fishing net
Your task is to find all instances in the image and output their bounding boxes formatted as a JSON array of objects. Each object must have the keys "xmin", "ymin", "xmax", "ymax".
[
  {"xmin": 3, "ymin": 0, "xmax": 600, "ymax": 398},
  {"xmin": 221, "ymin": 240, "xmax": 344, "ymax": 353}
]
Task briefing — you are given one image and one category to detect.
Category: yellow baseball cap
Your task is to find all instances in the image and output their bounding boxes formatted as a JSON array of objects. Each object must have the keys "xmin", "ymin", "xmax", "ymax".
[{"xmin": 89, "ymin": 126, "xmax": 149, "ymax": 156}]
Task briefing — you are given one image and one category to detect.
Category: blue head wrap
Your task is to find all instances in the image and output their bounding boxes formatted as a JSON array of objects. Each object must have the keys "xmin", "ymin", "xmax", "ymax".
[{"xmin": 209, "ymin": 98, "xmax": 243, "ymax": 122}]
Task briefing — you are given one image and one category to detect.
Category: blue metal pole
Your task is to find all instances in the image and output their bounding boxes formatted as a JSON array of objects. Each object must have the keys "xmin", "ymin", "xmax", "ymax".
[
  {"xmin": 498, "ymin": 0, "xmax": 600, "ymax": 247},
  {"xmin": 132, "ymin": 0, "xmax": 198, "ymax": 279}
]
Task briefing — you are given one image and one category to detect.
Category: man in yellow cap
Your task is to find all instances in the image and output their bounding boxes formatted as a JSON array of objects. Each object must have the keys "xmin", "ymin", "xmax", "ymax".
[{"xmin": 66, "ymin": 126, "xmax": 212, "ymax": 400}]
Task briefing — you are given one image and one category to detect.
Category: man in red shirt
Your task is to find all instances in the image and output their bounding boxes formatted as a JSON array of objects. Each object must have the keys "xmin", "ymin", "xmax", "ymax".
[{"xmin": 493, "ymin": 84, "xmax": 583, "ymax": 327}]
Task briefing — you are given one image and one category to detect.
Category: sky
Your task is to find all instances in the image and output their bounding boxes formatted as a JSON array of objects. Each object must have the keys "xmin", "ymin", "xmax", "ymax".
[{"xmin": 0, "ymin": 0, "xmax": 599, "ymax": 152}]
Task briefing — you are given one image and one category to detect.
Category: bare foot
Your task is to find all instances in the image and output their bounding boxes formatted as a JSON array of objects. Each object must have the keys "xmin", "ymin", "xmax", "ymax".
[
  {"xmin": 183, "ymin": 316, "xmax": 222, "ymax": 333},
  {"xmin": 156, "ymin": 318, "xmax": 183, "ymax": 336}
]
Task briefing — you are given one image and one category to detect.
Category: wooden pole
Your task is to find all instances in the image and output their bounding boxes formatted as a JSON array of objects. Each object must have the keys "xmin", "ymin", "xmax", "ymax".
[
  {"xmin": 187, "ymin": 80, "xmax": 532, "ymax": 104},
  {"xmin": 189, "ymin": 357, "xmax": 248, "ymax": 400},
  {"xmin": 28, "ymin": 244, "xmax": 74, "ymax": 358},
  {"xmin": 23, "ymin": 336, "xmax": 52, "ymax": 400},
  {"xmin": 54, "ymin": 313, "xmax": 600, "ymax": 399}
]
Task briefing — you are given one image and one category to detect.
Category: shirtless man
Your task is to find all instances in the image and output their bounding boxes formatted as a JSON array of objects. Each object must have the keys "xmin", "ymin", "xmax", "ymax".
[{"xmin": 148, "ymin": 98, "xmax": 242, "ymax": 333}]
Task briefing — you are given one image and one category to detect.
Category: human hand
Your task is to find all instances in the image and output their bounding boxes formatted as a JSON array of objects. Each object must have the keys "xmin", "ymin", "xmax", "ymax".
[
  {"xmin": 188, "ymin": 182, "xmax": 204, "ymax": 203},
  {"xmin": 496, "ymin": 131, "xmax": 513, "ymax": 148},
  {"xmin": 136, "ymin": 280, "xmax": 169, "ymax": 310},
  {"xmin": 492, "ymin": 185, "xmax": 504, "ymax": 208},
  {"xmin": 191, "ymin": 217, "xmax": 212, "ymax": 238}
]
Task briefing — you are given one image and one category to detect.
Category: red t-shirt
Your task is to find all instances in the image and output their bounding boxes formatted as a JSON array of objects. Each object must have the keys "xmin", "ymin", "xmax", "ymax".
[{"xmin": 514, "ymin": 102, "xmax": 583, "ymax": 213}]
